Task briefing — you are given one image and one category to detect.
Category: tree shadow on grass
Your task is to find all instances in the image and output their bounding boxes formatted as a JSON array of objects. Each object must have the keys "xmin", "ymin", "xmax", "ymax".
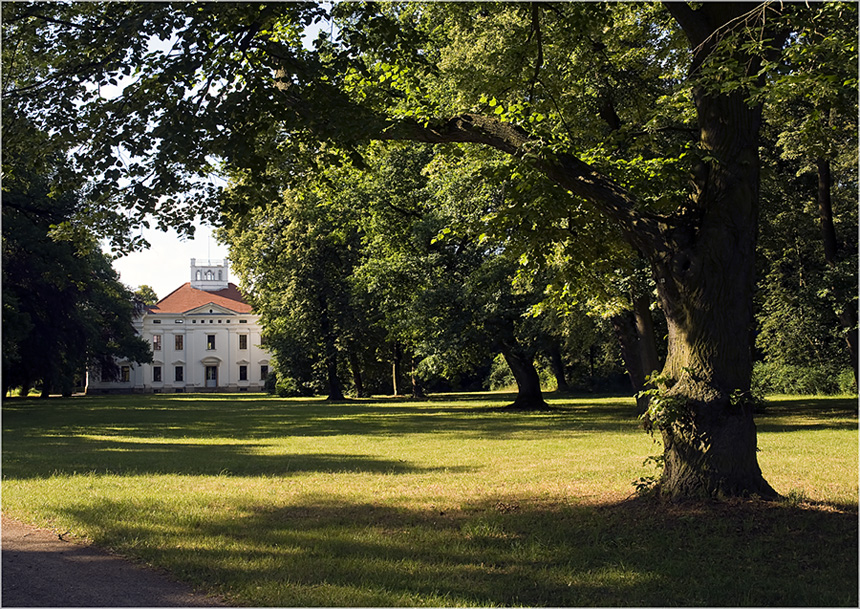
[
  {"xmin": 2, "ymin": 433, "xmax": 477, "ymax": 480},
  {"xmin": 2, "ymin": 393, "xmax": 644, "ymax": 448},
  {"xmin": 756, "ymin": 396, "xmax": 859, "ymax": 432},
  {"xmin": 51, "ymin": 495, "xmax": 858, "ymax": 607}
]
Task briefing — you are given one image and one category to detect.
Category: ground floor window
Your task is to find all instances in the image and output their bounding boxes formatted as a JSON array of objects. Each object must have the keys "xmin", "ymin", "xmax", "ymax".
[
  {"xmin": 153, "ymin": 366, "xmax": 162, "ymax": 382},
  {"xmin": 239, "ymin": 365, "xmax": 248, "ymax": 381},
  {"xmin": 121, "ymin": 366, "xmax": 130, "ymax": 383},
  {"xmin": 175, "ymin": 366, "xmax": 184, "ymax": 382},
  {"xmin": 260, "ymin": 365, "xmax": 269, "ymax": 380}
]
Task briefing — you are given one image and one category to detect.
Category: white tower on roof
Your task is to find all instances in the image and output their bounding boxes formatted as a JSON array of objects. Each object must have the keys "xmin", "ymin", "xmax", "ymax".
[{"xmin": 190, "ymin": 258, "xmax": 229, "ymax": 291}]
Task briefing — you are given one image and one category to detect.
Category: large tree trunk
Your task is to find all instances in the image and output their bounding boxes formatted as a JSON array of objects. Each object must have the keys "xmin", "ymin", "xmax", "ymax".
[
  {"xmin": 650, "ymin": 83, "xmax": 776, "ymax": 499},
  {"xmin": 817, "ymin": 157, "xmax": 858, "ymax": 386},
  {"xmin": 499, "ymin": 339, "xmax": 549, "ymax": 410}
]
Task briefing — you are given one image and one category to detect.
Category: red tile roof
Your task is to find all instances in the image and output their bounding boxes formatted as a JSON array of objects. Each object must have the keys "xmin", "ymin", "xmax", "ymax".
[{"xmin": 149, "ymin": 282, "xmax": 253, "ymax": 314}]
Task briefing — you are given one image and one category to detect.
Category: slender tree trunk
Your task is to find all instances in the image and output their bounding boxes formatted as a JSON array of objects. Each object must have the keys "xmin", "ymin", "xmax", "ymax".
[
  {"xmin": 610, "ymin": 310, "xmax": 648, "ymax": 413},
  {"xmin": 499, "ymin": 339, "xmax": 549, "ymax": 410},
  {"xmin": 817, "ymin": 157, "xmax": 858, "ymax": 386},
  {"xmin": 588, "ymin": 345, "xmax": 595, "ymax": 380},
  {"xmin": 410, "ymin": 352, "xmax": 424, "ymax": 398},
  {"xmin": 633, "ymin": 294, "xmax": 661, "ymax": 381},
  {"xmin": 318, "ymin": 300, "xmax": 344, "ymax": 401},
  {"xmin": 391, "ymin": 342, "xmax": 403, "ymax": 396},
  {"xmin": 348, "ymin": 349, "xmax": 365, "ymax": 398},
  {"xmin": 547, "ymin": 341, "xmax": 570, "ymax": 393}
]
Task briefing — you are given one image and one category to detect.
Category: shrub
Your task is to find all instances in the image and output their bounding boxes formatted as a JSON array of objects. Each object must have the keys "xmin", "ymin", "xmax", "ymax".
[
  {"xmin": 752, "ymin": 361, "xmax": 856, "ymax": 395},
  {"xmin": 264, "ymin": 372, "xmax": 278, "ymax": 394},
  {"xmin": 838, "ymin": 368, "xmax": 858, "ymax": 395},
  {"xmin": 486, "ymin": 354, "xmax": 516, "ymax": 391},
  {"xmin": 275, "ymin": 376, "xmax": 303, "ymax": 398}
]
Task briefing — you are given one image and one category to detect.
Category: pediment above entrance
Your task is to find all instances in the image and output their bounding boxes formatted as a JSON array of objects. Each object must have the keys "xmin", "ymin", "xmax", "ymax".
[{"xmin": 185, "ymin": 302, "xmax": 237, "ymax": 316}]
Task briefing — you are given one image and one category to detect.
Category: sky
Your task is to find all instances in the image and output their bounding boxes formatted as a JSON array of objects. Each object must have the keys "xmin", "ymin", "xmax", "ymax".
[{"xmin": 109, "ymin": 224, "xmax": 230, "ymax": 301}]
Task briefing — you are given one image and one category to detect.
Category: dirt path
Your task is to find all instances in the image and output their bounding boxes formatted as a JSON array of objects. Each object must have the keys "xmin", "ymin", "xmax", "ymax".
[{"xmin": 1, "ymin": 515, "xmax": 228, "ymax": 607}]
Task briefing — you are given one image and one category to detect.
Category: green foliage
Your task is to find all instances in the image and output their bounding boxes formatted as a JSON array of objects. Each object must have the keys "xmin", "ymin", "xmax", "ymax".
[
  {"xmin": 2, "ymin": 125, "xmax": 151, "ymax": 396},
  {"xmin": 752, "ymin": 362, "xmax": 856, "ymax": 396},
  {"xmin": 132, "ymin": 285, "xmax": 159, "ymax": 306},
  {"xmin": 636, "ymin": 372, "xmax": 688, "ymax": 433}
]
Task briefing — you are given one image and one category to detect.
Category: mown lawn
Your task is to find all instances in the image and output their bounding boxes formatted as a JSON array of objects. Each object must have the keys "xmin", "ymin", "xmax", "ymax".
[{"xmin": 2, "ymin": 392, "xmax": 857, "ymax": 606}]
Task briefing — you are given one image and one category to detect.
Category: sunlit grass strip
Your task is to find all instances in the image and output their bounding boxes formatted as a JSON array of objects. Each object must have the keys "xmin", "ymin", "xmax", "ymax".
[{"xmin": 2, "ymin": 393, "xmax": 856, "ymax": 606}]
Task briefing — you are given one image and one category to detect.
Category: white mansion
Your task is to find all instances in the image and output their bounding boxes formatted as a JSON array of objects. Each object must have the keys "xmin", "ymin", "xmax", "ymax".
[{"xmin": 87, "ymin": 259, "xmax": 271, "ymax": 393}]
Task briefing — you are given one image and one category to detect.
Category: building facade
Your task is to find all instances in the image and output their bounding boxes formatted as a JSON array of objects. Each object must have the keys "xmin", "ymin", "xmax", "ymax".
[{"xmin": 87, "ymin": 259, "xmax": 271, "ymax": 393}]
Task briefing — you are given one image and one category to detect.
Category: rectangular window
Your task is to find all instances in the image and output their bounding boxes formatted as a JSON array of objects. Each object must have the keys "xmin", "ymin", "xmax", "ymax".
[
  {"xmin": 121, "ymin": 366, "xmax": 130, "ymax": 383},
  {"xmin": 239, "ymin": 365, "xmax": 248, "ymax": 381},
  {"xmin": 153, "ymin": 319, "xmax": 161, "ymax": 324},
  {"xmin": 207, "ymin": 335, "xmax": 215, "ymax": 350},
  {"xmin": 239, "ymin": 319, "xmax": 248, "ymax": 324},
  {"xmin": 153, "ymin": 366, "xmax": 162, "ymax": 382},
  {"xmin": 260, "ymin": 334, "xmax": 268, "ymax": 347},
  {"xmin": 175, "ymin": 334, "xmax": 183, "ymax": 350},
  {"xmin": 153, "ymin": 335, "xmax": 162, "ymax": 351},
  {"xmin": 239, "ymin": 334, "xmax": 248, "ymax": 350},
  {"xmin": 175, "ymin": 366, "xmax": 184, "ymax": 382},
  {"xmin": 260, "ymin": 365, "xmax": 269, "ymax": 381}
]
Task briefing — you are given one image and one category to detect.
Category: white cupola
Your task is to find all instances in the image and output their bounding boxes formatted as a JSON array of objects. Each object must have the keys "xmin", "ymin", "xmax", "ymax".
[{"xmin": 190, "ymin": 258, "xmax": 229, "ymax": 291}]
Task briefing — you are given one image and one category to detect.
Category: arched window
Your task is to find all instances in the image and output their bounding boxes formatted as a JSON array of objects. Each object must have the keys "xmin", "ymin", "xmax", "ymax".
[
  {"xmin": 196, "ymin": 271, "xmax": 201, "ymax": 280},
  {"xmin": 206, "ymin": 270, "xmax": 214, "ymax": 280},
  {"xmin": 218, "ymin": 270, "xmax": 222, "ymax": 280}
]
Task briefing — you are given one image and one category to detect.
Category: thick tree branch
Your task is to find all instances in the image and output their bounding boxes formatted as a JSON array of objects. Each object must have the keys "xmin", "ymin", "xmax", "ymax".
[{"xmin": 381, "ymin": 113, "xmax": 665, "ymax": 256}]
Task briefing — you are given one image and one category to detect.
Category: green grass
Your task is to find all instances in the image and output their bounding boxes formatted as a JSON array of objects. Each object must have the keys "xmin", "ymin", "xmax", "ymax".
[{"xmin": 2, "ymin": 392, "xmax": 857, "ymax": 606}]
